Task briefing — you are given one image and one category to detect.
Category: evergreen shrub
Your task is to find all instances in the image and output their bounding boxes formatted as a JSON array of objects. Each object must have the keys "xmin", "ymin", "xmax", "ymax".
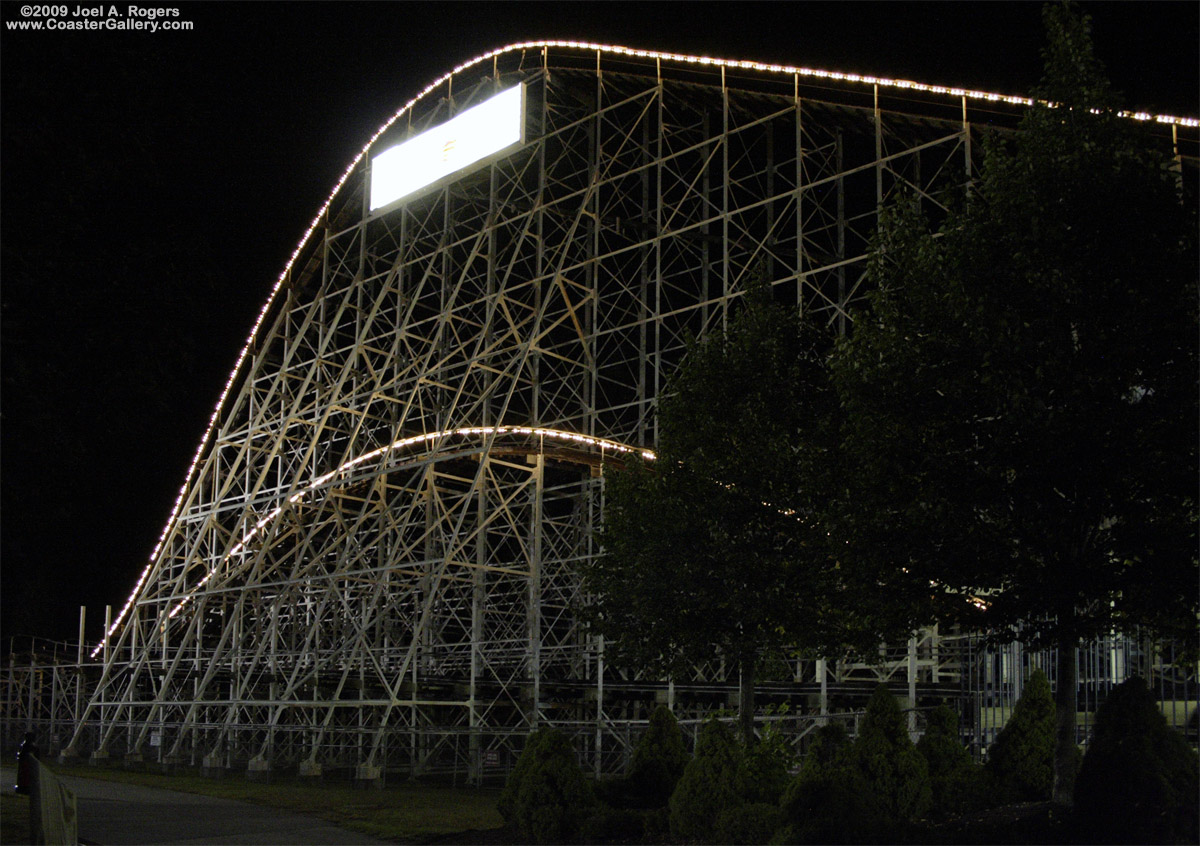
[
  {"xmin": 626, "ymin": 705, "xmax": 689, "ymax": 808},
  {"xmin": 592, "ymin": 776, "xmax": 630, "ymax": 809},
  {"xmin": 497, "ymin": 727, "xmax": 596, "ymax": 843},
  {"xmin": 985, "ymin": 668, "xmax": 1056, "ymax": 802},
  {"xmin": 579, "ymin": 807, "xmax": 646, "ymax": 843},
  {"xmin": 1073, "ymin": 676, "xmax": 1199, "ymax": 844},
  {"xmin": 917, "ymin": 703, "xmax": 986, "ymax": 817},
  {"xmin": 735, "ymin": 718, "xmax": 794, "ymax": 805},
  {"xmin": 668, "ymin": 718, "xmax": 743, "ymax": 843},
  {"xmin": 777, "ymin": 723, "xmax": 883, "ymax": 844},
  {"xmin": 854, "ymin": 684, "xmax": 932, "ymax": 822},
  {"xmin": 640, "ymin": 806, "xmax": 670, "ymax": 841},
  {"xmin": 715, "ymin": 802, "xmax": 783, "ymax": 845}
]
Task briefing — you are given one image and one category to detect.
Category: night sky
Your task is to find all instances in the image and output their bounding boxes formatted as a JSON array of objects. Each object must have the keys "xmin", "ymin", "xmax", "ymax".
[{"xmin": 2, "ymin": 1, "xmax": 1196, "ymax": 648}]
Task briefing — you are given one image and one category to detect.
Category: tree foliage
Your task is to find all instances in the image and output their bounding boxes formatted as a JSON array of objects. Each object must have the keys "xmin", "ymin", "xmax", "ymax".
[
  {"xmin": 831, "ymin": 1, "xmax": 1197, "ymax": 803},
  {"xmin": 836, "ymin": 2, "xmax": 1197, "ymax": 648},
  {"xmin": 1073, "ymin": 677, "xmax": 1199, "ymax": 844},
  {"xmin": 585, "ymin": 282, "xmax": 878, "ymax": 740}
]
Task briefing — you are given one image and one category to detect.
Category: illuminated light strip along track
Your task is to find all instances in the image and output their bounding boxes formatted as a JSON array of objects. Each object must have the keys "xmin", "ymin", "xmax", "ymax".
[
  {"xmin": 147, "ymin": 426, "xmax": 653, "ymax": 625},
  {"xmin": 161, "ymin": 426, "xmax": 988, "ymax": 632},
  {"xmin": 96, "ymin": 40, "xmax": 1199, "ymax": 657}
]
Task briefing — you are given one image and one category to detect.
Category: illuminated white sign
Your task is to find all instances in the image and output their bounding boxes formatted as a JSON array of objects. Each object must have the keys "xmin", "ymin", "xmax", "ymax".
[{"xmin": 369, "ymin": 85, "xmax": 525, "ymax": 211}]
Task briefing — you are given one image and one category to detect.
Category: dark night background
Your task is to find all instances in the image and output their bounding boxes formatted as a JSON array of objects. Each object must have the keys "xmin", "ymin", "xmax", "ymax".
[{"xmin": 2, "ymin": 1, "xmax": 1196, "ymax": 648}]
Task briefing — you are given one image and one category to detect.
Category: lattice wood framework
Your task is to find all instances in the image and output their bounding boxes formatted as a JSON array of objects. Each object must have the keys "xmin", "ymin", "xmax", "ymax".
[{"xmin": 59, "ymin": 44, "xmax": 1192, "ymax": 780}]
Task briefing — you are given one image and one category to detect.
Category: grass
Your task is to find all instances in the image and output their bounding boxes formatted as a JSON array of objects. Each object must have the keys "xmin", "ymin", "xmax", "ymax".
[
  {"xmin": 0, "ymin": 791, "xmax": 32, "ymax": 846},
  {"xmin": 47, "ymin": 764, "xmax": 504, "ymax": 844}
]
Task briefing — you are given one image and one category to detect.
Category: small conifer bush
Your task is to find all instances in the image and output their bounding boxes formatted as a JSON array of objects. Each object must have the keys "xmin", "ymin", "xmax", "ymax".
[
  {"xmin": 917, "ymin": 703, "xmax": 985, "ymax": 817},
  {"xmin": 798, "ymin": 722, "xmax": 851, "ymax": 777},
  {"xmin": 627, "ymin": 705, "xmax": 690, "ymax": 808},
  {"xmin": 854, "ymin": 684, "xmax": 932, "ymax": 822},
  {"xmin": 716, "ymin": 802, "xmax": 783, "ymax": 845},
  {"xmin": 1073, "ymin": 677, "xmax": 1199, "ymax": 844},
  {"xmin": 778, "ymin": 723, "xmax": 881, "ymax": 844},
  {"xmin": 497, "ymin": 727, "xmax": 596, "ymax": 843},
  {"xmin": 668, "ymin": 718, "xmax": 743, "ymax": 843},
  {"xmin": 579, "ymin": 806, "xmax": 646, "ymax": 843},
  {"xmin": 986, "ymin": 668, "xmax": 1056, "ymax": 802},
  {"xmin": 735, "ymin": 718, "xmax": 794, "ymax": 805}
]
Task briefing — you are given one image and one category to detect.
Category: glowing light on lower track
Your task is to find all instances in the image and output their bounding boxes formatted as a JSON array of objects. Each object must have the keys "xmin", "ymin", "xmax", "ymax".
[
  {"xmin": 155, "ymin": 426, "xmax": 652, "ymax": 622},
  {"xmin": 95, "ymin": 40, "xmax": 1197, "ymax": 658}
]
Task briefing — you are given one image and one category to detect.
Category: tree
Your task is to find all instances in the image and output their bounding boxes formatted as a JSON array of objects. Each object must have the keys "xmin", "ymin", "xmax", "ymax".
[
  {"xmin": 832, "ymin": 2, "xmax": 1197, "ymax": 805},
  {"xmin": 583, "ymin": 282, "xmax": 876, "ymax": 742}
]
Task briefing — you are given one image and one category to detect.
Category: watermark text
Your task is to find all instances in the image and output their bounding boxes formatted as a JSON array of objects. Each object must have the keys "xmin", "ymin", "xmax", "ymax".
[{"xmin": 7, "ymin": 6, "xmax": 194, "ymax": 32}]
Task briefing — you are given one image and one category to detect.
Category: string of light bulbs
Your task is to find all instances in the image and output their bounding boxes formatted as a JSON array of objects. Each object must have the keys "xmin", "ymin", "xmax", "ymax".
[{"xmin": 139, "ymin": 427, "xmax": 652, "ymax": 636}]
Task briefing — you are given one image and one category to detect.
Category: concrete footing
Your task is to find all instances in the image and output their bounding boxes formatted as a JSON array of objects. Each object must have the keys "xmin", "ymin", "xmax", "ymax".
[
  {"xmin": 57, "ymin": 747, "xmax": 81, "ymax": 765},
  {"xmin": 354, "ymin": 764, "xmax": 383, "ymax": 789},
  {"xmin": 202, "ymin": 754, "xmax": 227, "ymax": 779},
  {"xmin": 157, "ymin": 756, "xmax": 184, "ymax": 775},
  {"xmin": 298, "ymin": 759, "xmax": 322, "ymax": 780},
  {"xmin": 246, "ymin": 755, "xmax": 271, "ymax": 783}
]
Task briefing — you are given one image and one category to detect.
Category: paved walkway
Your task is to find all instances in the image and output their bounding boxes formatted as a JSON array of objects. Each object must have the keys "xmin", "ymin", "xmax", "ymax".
[{"xmin": 3, "ymin": 766, "xmax": 391, "ymax": 845}]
